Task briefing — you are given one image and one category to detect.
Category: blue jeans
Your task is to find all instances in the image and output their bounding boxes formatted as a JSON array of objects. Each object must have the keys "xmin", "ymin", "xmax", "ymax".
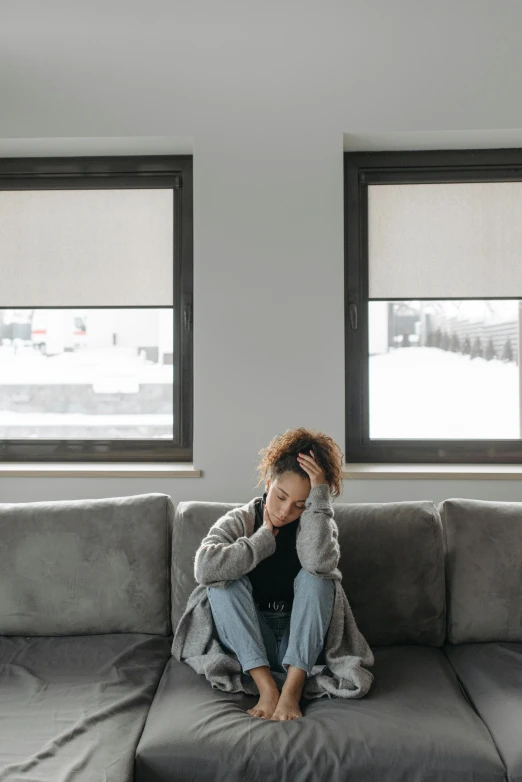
[{"xmin": 207, "ymin": 568, "xmax": 335, "ymax": 678}]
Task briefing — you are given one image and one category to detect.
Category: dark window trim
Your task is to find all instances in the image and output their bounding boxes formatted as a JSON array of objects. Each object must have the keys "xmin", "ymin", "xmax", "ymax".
[
  {"xmin": 344, "ymin": 147, "xmax": 522, "ymax": 464},
  {"xmin": 0, "ymin": 155, "xmax": 193, "ymax": 463}
]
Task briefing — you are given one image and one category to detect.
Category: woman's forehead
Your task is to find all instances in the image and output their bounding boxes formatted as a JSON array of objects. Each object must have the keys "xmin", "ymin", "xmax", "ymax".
[{"xmin": 273, "ymin": 474, "xmax": 309, "ymax": 502}]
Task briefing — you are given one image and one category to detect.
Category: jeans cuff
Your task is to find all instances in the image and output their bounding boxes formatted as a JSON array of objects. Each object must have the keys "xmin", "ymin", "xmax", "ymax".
[
  {"xmin": 242, "ymin": 655, "xmax": 270, "ymax": 674},
  {"xmin": 281, "ymin": 656, "xmax": 311, "ymax": 677}
]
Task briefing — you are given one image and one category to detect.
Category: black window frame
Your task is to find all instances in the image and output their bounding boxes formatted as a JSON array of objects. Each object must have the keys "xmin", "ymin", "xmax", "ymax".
[
  {"xmin": 0, "ymin": 154, "xmax": 193, "ymax": 463},
  {"xmin": 345, "ymin": 147, "xmax": 522, "ymax": 464}
]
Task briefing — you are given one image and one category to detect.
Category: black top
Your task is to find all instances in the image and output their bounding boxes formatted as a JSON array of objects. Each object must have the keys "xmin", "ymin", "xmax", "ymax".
[{"xmin": 247, "ymin": 492, "xmax": 302, "ymax": 605}]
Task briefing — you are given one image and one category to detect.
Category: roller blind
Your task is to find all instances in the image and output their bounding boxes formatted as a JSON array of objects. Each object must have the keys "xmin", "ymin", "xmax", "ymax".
[
  {"xmin": 368, "ymin": 181, "xmax": 522, "ymax": 299},
  {"xmin": 0, "ymin": 188, "xmax": 173, "ymax": 307}
]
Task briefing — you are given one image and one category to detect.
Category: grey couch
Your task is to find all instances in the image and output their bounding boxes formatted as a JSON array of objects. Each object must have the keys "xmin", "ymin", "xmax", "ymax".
[{"xmin": 1, "ymin": 493, "xmax": 521, "ymax": 781}]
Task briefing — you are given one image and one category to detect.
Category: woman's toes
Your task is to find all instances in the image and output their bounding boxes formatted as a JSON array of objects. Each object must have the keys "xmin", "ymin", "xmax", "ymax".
[
  {"xmin": 246, "ymin": 692, "xmax": 279, "ymax": 719},
  {"xmin": 247, "ymin": 708, "xmax": 267, "ymax": 719},
  {"xmin": 271, "ymin": 696, "xmax": 302, "ymax": 721}
]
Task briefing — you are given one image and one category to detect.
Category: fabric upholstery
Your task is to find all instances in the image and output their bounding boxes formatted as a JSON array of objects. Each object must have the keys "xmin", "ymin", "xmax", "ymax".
[
  {"xmin": 171, "ymin": 499, "xmax": 446, "ymax": 647},
  {"xmin": 0, "ymin": 493, "xmax": 174, "ymax": 636},
  {"xmin": 444, "ymin": 641, "xmax": 522, "ymax": 782},
  {"xmin": 0, "ymin": 633, "xmax": 171, "ymax": 782},
  {"xmin": 440, "ymin": 498, "xmax": 522, "ymax": 643},
  {"xmin": 135, "ymin": 646, "xmax": 505, "ymax": 782},
  {"xmin": 171, "ymin": 501, "xmax": 242, "ymax": 631}
]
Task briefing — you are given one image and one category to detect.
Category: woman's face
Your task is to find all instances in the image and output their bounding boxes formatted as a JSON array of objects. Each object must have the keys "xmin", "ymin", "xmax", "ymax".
[{"xmin": 265, "ymin": 472, "xmax": 311, "ymax": 528}]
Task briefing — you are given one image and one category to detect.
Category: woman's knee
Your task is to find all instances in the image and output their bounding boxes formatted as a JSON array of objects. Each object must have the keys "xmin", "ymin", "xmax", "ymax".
[
  {"xmin": 207, "ymin": 574, "xmax": 252, "ymax": 602},
  {"xmin": 294, "ymin": 568, "xmax": 335, "ymax": 592}
]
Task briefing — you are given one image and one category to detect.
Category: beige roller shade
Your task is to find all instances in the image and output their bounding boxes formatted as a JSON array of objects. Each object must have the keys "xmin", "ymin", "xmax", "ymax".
[
  {"xmin": 0, "ymin": 188, "xmax": 173, "ymax": 307},
  {"xmin": 368, "ymin": 181, "xmax": 522, "ymax": 299}
]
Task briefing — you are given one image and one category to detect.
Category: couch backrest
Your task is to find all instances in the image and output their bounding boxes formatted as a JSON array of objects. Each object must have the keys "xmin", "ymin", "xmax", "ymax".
[
  {"xmin": 0, "ymin": 492, "xmax": 174, "ymax": 636},
  {"xmin": 440, "ymin": 497, "xmax": 522, "ymax": 644},
  {"xmin": 171, "ymin": 501, "xmax": 243, "ymax": 631},
  {"xmin": 171, "ymin": 498, "xmax": 446, "ymax": 647}
]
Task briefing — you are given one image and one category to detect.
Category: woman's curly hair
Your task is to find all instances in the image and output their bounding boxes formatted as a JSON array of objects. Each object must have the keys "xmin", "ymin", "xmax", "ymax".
[{"xmin": 255, "ymin": 427, "xmax": 344, "ymax": 499}]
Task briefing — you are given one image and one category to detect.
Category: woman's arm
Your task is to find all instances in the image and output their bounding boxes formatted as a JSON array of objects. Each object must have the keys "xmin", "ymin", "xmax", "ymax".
[
  {"xmin": 296, "ymin": 484, "xmax": 341, "ymax": 575},
  {"xmin": 194, "ymin": 508, "xmax": 276, "ymax": 586}
]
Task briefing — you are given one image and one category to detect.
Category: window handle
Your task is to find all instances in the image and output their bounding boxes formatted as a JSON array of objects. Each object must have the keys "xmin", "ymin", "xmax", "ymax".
[
  {"xmin": 349, "ymin": 301, "xmax": 358, "ymax": 331},
  {"xmin": 183, "ymin": 295, "xmax": 193, "ymax": 331}
]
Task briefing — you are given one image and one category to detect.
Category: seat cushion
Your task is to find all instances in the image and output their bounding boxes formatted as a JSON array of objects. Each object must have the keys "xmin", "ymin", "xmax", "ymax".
[
  {"xmin": 444, "ymin": 641, "xmax": 522, "ymax": 782},
  {"xmin": 171, "ymin": 500, "xmax": 445, "ymax": 646},
  {"xmin": 135, "ymin": 646, "xmax": 505, "ymax": 782},
  {"xmin": 0, "ymin": 634, "xmax": 171, "ymax": 782}
]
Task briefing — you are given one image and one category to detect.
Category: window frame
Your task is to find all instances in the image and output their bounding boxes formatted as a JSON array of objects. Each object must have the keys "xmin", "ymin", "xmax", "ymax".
[
  {"xmin": 0, "ymin": 154, "xmax": 193, "ymax": 463},
  {"xmin": 344, "ymin": 147, "xmax": 522, "ymax": 464}
]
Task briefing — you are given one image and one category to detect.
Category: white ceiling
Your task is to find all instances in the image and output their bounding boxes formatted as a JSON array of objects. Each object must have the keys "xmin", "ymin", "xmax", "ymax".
[{"xmin": 2, "ymin": 1, "xmax": 522, "ymax": 145}]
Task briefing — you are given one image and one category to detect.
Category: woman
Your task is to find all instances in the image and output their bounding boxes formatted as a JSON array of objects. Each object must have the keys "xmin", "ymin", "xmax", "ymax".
[{"xmin": 172, "ymin": 427, "xmax": 374, "ymax": 721}]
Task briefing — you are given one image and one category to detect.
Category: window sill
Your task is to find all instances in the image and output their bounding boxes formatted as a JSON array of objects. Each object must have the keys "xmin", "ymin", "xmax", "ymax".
[
  {"xmin": 0, "ymin": 462, "xmax": 201, "ymax": 478},
  {"xmin": 343, "ymin": 463, "xmax": 522, "ymax": 480},
  {"xmin": 1, "ymin": 462, "xmax": 519, "ymax": 480}
]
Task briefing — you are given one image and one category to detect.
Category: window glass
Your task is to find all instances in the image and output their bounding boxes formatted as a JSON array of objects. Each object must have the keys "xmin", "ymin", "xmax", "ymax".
[
  {"xmin": 0, "ymin": 308, "xmax": 173, "ymax": 440},
  {"xmin": 369, "ymin": 299, "xmax": 520, "ymax": 439}
]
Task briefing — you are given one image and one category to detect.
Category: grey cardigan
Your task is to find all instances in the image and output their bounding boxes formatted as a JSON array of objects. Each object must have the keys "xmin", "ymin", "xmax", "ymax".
[{"xmin": 171, "ymin": 483, "xmax": 375, "ymax": 699}]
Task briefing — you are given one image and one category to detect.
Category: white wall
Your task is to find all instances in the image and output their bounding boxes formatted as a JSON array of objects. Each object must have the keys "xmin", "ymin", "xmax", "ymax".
[{"xmin": 2, "ymin": 1, "xmax": 522, "ymax": 504}]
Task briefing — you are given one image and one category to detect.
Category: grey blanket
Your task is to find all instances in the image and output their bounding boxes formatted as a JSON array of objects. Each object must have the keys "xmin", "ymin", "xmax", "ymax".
[{"xmin": 172, "ymin": 484, "xmax": 374, "ymax": 699}]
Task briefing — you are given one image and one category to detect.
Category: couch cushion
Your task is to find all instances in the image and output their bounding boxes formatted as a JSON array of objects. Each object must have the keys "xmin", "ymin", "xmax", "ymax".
[
  {"xmin": 440, "ymin": 498, "xmax": 522, "ymax": 643},
  {"xmin": 135, "ymin": 646, "xmax": 505, "ymax": 782},
  {"xmin": 171, "ymin": 501, "xmax": 242, "ymax": 632},
  {"xmin": 171, "ymin": 500, "xmax": 445, "ymax": 646},
  {"xmin": 444, "ymin": 641, "xmax": 522, "ymax": 782},
  {"xmin": 0, "ymin": 493, "xmax": 174, "ymax": 635},
  {"xmin": 0, "ymin": 634, "xmax": 171, "ymax": 782}
]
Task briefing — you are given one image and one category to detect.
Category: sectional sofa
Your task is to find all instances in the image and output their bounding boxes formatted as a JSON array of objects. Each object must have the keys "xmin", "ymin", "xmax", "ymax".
[{"xmin": 0, "ymin": 492, "xmax": 520, "ymax": 781}]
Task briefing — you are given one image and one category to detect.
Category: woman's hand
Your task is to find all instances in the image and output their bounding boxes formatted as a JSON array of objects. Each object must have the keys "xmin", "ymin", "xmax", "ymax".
[
  {"xmin": 263, "ymin": 505, "xmax": 279, "ymax": 536},
  {"xmin": 297, "ymin": 449, "xmax": 328, "ymax": 489}
]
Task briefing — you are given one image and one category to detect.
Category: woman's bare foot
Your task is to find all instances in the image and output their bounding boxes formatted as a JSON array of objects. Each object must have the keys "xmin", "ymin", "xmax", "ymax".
[
  {"xmin": 271, "ymin": 664, "xmax": 306, "ymax": 720},
  {"xmin": 247, "ymin": 687, "xmax": 280, "ymax": 719},
  {"xmin": 271, "ymin": 692, "xmax": 302, "ymax": 721},
  {"xmin": 246, "ymin": 665, "xmax": 280, "ymax": 719}
]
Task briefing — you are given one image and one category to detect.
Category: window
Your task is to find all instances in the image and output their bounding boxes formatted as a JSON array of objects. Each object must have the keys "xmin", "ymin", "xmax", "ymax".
[
  {"xmin": 0, "ymin": 155, "xmax": 193, "ymax": 462},
  {"xmin": 344, "ymin": 148, "xmax": 522, "ymax": 463}
]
